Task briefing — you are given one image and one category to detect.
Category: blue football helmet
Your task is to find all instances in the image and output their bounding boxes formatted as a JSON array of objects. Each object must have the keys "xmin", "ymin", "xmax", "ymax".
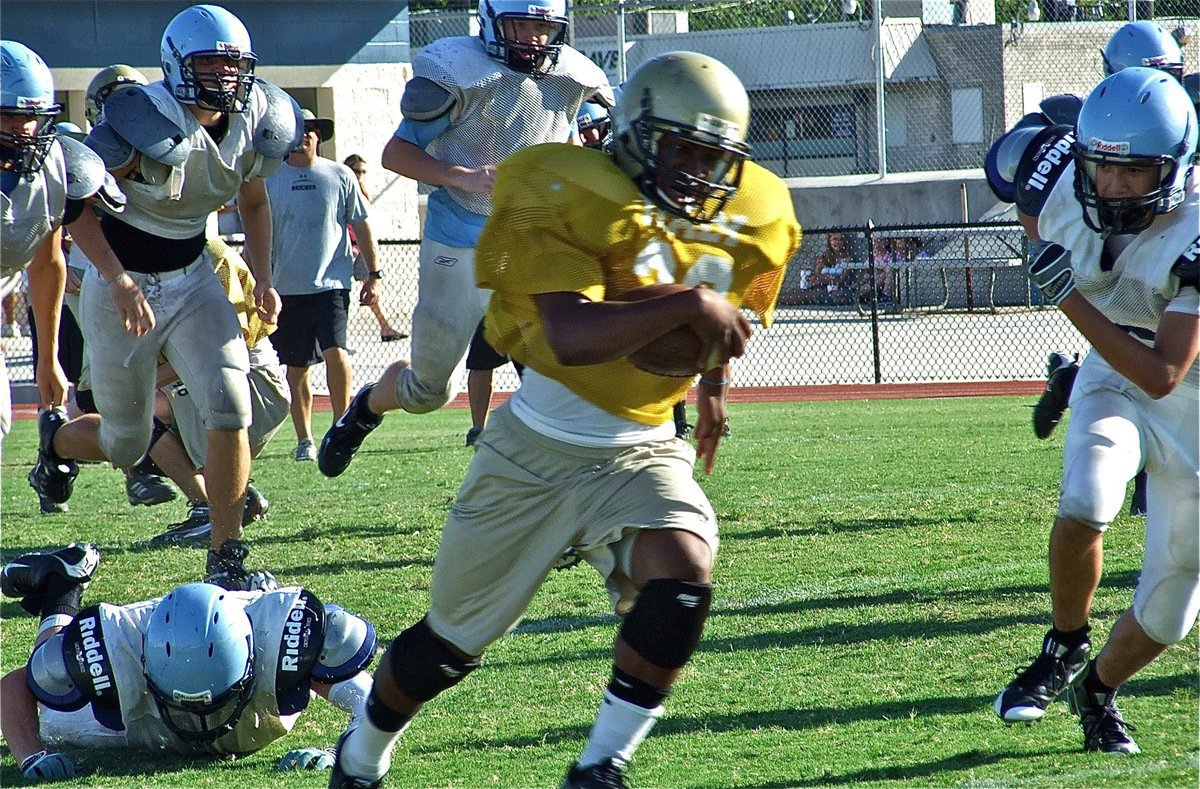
[
  {"xmin": 161, "ymin": 4, "xmax": 256, "ymax": 113},
  {"xmin": 143, "ymin": 583, "xmax": 256, "ymax": 742},
  {"xmin": 1102, "ymin": 21, "xmax": 1184, "ymax": 82},
  {"xmin": 613, "ymin": 52, "xmax": 751, "ymax": 224},
  {"xmin": 576, "ymin": 99, "xmax": 611, "ymax": 149},
  {"xmin": 1073, "ymin": 67, "xmax": 1198, "ymax": 236},
  {"xmin": 477, "ymin": 0, "xmax": 568, "ymax": 77},
  {"xmin": 0, "ymin": 41, "xmax": 61, "ymax": 179}
]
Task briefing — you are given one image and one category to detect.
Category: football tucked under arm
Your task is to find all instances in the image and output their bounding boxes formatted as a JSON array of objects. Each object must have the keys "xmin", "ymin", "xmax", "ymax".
[{"xmin": 613, "ymin": 283, "xmax": 730, "ymax": 377}]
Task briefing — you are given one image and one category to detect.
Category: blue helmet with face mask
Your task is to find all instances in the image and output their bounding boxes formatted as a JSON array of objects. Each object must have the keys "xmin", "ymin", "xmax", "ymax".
[
  {"xmin": 1102, "ymin": 21, "xmax": 1184, "ymax": 82},
  {"xmin": 143, "ymin": 583, "xmax": 256, "ymax": 743},
  {"xmin": 160, "ymin": 4, "xmax": 257, "ymax": 113},
  {"xmin": 1073, "ymin": 67, "xmax": 1198, "ymax": 236},
  {"xmin": 0, "ymin": 41, "xmax": 61, "ymax": 179},
  {"xmin": 576, "ymin": 99, "xmax": 611, "ymax": 149},
  {"xmin": 477, "ymin": 0, "xmax": 568, "ymax": 77}
]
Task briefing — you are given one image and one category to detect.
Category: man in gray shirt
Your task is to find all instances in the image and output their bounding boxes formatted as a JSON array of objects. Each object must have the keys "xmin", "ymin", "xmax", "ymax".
[{"xmin": 265, "ymin": 110, "xmax": 380, "ymax": 462}]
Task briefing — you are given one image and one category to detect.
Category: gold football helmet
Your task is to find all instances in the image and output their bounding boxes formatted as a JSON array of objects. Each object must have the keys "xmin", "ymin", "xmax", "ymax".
[
  {"xmin": 612, "ymin": 51, "xmax": 751, "ymax": 223},
  {"xmin": 85, "ymin": 64, "xmax": 149, "ymax": 126}
]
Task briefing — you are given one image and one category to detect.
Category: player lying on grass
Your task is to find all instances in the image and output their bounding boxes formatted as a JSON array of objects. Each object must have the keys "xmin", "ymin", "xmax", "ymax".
[{"xmin": 0, "ymin": 543, "xmax": 376, "ymax": 781}]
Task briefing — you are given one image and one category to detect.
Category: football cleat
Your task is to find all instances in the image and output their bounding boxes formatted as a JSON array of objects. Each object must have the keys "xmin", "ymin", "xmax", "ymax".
[
  {"xmin": 243, "ymin": 483, "xmax": 269, "ymax": 525},
  {"xmin": 148, "ymin": 501, "xmax": 211, "ymax": 547},
  {"xmin": 126, "ymin": 472, "xmax": 179, "ymax": 506},
  {"xmin": 328, "ymin": 728, "xmax": 384, "ymax": 789},
  {"xmin": 1069, "ymin": 680, "xmax": 1140, "ymax": 755},
  {"xmin": 995, "ymin": 629, "xmax": 1090, "ymax": 722},
  {"xmin": 560, "ymin": 758, "xmax": 629, "ymax": 789},
  {"xmin": 465, "ymin": 426, "xmax": 483, "ymax": 447},
  {"xmin": 204, "ymin": 539, "xmax": 278, "ymax": 592},
  {"xmin": 28, "ymin": 408, "xmax": 78, "ymax": 510},
  {"xmin": 1032, "ymin": 352, "xmax": 1080, "ymax": 440},
  {"xmin": 1, "ymin": 542, "xmax": 101, "ymax": 601},
  {"xmin": 318, "ymin": 383, "xmax": 383, "ymax": 478}
]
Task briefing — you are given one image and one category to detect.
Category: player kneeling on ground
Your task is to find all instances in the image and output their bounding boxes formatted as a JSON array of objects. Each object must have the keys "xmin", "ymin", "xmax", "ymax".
[
  {"xmin": 0, "ymin": 543, "xmax": 376, "ymax": 781},
  {"xmin": 325, "ymin": 52, "xmax": 801, "ymax": 789}
]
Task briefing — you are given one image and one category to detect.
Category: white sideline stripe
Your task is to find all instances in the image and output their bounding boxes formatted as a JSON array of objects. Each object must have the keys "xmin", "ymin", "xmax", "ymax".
[{"xmin": 514, "ymin": 560, "xmax": 1039, "ymax": 635}]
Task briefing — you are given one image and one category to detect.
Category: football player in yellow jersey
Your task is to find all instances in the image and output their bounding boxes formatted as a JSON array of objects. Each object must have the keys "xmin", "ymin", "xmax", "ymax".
[{"xmin": 327, "ymin": 52, "xmax": 801, "ymax": 789}]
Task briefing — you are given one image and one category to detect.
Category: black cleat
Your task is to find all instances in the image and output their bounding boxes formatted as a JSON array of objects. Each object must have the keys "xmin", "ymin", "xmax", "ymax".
[
  {"xmin": 1032, "ymin": 352, "xmax": 1080, "ymax": 440},
  {"xmin": 465, "ymin": 426, "xmax": 482, "ymax": 447},
  {"xmin": 149, "ymin": 501, "xmax": 211, "ymax": 547},
  {"xmin": 560, "ymin": 758, "xmax": 629, "ymax": 789},
  {"xmin": 1, "ymin": 542, "xmax": 101, "ymax": 602},
  {"xmin": 1069, "ymin": 680, "xmax": 1140, "ymax": 755},
  {"xmin": 995, "ymin": 629, "xmax": 1090, "ymax": 723},
  {"xmin": 1129, "ymin": 470, "xmax": 1147, "ymax": 517},
  {"xmin": 28, "ymin": 409, "xmax": 78, "ymax": 510},
  {"xmin": 126, "ymin": 472, "xmax": 178, "ymax": 506},
  {"xmin": 204, "ymin": 539, "xmax": 278, "ymax": 592},
  {"xmin": 328, "ymin": 728, "xmax": 384, "ymax": 789},
  {"xmin": 319, "ymin": 384, "xmax": 382, "ymax": 478},
  {"xmin": 243, "ymin": 483, "xmax": 269, "ymax": 525}
]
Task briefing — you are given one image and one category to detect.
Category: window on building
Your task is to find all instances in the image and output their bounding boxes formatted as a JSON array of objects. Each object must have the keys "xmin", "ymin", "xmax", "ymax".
[{"xmin": 951, "ymin": 88, "xmax": 984, "ymax": 144}]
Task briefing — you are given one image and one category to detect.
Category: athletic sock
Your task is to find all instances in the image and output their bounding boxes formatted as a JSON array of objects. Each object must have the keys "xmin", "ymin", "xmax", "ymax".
[
  {"xmin": 577, "ymin": 688, "xmax": 664, "ymax": 769},
  {"xmin": 338, "ymin": 693, "xmax": 411, "ymax": 780},
  {"xmin": 1082, "ymin": 660, "xmax": 1116, "ymax": 697},
  {"xmin": 1050, "ymin": 623, "xmax": 1090, "ymax": 650}
]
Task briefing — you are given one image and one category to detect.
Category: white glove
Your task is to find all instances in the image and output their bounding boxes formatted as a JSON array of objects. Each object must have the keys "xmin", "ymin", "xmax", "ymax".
[
  {"xmin": 1027, "ymin": 242, "xmax": 1076, "ymax": 305},
  {"xmin": 277, "ymin": 747, "xmax": 336, "ymax": 771},
  {"xmin": 21, "ymin": 750, "xmax": 76, "ymax": 782}
]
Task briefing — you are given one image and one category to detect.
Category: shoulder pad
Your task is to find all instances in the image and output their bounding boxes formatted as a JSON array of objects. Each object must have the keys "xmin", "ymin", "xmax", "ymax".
[
  {"xmin": 100, "ymin": 86, "xmax": 190, "ymax": 167},
  {"xmin": 84, "ymin": 123, "xmax": 136, "ymax": 171},
  {"xmin": 314, "ymin": 604, "xmax": 377, "ymax": 684},
  {"xmin": 1172, "ymin": 235, "xmax": 1200, "ymax": 288},
  {"xmin": 275, "ymin": 589, "xmax": 324, "ymax": 716},
  {"xmin": 985, "ymin": 119, "xmax": 1048, "ymax": 203},
  {"xmin": 1038, "ymin": 93, "xmax": 1083, "ymax": 126},
  {"xmin": 58, "ymin": 136, "xmax": 106, "ymax": 200},
  {"xmin": 401, "ymin": 76, "xmax": 456, "ymax": 122},
  {"xmin": 27, "ymin": 632, "xmax": 87, "ymax": 711},
  {"xmin": 254, "ymin": 79, "xmax": 304, "ymax": 161},
  {"xmin": 1014, "ymin": 124, "xmax": 1076, "ymax": 218}
]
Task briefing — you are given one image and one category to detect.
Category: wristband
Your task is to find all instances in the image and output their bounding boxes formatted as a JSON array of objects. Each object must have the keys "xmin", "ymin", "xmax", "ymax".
[{"xmin": 699, "ymin": 378, "xmax": 729, "ymax": 387}]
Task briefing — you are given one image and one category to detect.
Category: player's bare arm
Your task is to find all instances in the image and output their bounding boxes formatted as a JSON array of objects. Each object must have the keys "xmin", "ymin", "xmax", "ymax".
[
  {"xmin": 534, "ymin": 287, "xmax": 749, "ymax": 367},
  {"xmin": 381, "ymin": 136, "xmax": 495, "ymax": 194},
  {"xmin": 26, "ymin": 229, "xmax": 68, "ymax": 409},
  {"xmin": 237, "ymin": 177, "xmax": 279, "ymax": 324},
  {"xmin": 65, "ymin": 203, "xmax": 154, "ymax": 336}
]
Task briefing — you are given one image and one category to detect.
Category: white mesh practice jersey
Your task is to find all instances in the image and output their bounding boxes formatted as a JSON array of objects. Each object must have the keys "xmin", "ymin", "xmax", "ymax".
[
  {"xmin": 96, "ymin": 81, "xmax": 270, "ymax": 240},
  {"xmin": 38, "ymin": 587, "xmax": 321, "ymax": 756},
  {"xmin": 412, "ymin": 36, "xmax": 609, "ymax": 216},
  {"xmin": 1039, "ymin": 162, "xmax": 1200, "ymax": 389},
  {"xmin": 1, "ymin": 139, "xmax": 67, "ymax": 292}
]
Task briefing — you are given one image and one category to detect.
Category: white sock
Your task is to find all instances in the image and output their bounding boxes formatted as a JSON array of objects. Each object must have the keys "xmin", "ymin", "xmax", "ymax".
[
  {"xmin": 577, "ymin": 689, "xmax": 663, "ymax": 769},
  {"xmin": 338, "ymin": 712, "xmax": 410, "ymax": 781}
]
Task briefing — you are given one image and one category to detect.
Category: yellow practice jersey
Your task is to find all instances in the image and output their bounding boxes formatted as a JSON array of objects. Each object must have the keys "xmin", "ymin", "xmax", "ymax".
[
  {"xmin": 206, "ymin": 237, "xmax": 274, "ymax": 350},
  {"xmin": 477, "ymin": 143, "xmax": 802, "ymax": 425}
]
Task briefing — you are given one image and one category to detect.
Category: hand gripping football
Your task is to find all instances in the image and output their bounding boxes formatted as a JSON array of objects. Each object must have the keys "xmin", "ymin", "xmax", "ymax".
[{"xmin": 614, "ymin": 283, "xmax": 723, "ymax": 377}]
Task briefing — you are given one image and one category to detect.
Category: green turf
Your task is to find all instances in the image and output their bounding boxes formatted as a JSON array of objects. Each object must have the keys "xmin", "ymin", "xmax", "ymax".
[{"xmin": 2, "ymin": 398, "xmax": 1196, "ymax": 787}]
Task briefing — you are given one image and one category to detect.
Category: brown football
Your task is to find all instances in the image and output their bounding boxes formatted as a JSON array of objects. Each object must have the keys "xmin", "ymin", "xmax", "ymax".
[{"xmin": 613, "ymin": 283, "xmax": 708, "ymax": 377}]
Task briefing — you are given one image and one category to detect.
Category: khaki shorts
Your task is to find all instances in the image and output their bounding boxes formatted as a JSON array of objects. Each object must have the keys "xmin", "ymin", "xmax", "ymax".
[
  {"xmin": 165, "ymin": 350, "xmax": 290, "ymax": 467},
  {"xmin": 426, "ymin": 404, "xmax": 718, "ymax": 656}
]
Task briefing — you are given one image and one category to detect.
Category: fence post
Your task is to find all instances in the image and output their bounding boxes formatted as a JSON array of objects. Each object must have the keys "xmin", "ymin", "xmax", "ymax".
[
  {"xmin": 865, "ymin": 223, "xmax": 882, "ymax": 384},
  {"xmin": 874, "ymin": 0, "xmax": 887, "ymax": 179},
  {"xmin": 616, "ymin": 0, "xmax": 627, "ymax": 84}
]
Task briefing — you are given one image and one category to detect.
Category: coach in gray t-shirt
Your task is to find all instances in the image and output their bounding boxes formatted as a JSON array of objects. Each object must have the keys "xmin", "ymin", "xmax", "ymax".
[{"xmin": 265, "ymin": 109, "xmax": 381, "ymax": 463}]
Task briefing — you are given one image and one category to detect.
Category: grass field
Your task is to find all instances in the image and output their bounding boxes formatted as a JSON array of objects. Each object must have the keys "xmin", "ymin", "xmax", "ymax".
[{"xmin": 1, "ymin": 397, "xmax": 1196, "ymax": 788}]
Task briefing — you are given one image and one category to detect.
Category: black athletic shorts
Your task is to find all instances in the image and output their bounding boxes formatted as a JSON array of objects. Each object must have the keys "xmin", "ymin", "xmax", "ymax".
[{"xmin": 270, "ymin": 289, "xmax": 350, "ymax": 368}]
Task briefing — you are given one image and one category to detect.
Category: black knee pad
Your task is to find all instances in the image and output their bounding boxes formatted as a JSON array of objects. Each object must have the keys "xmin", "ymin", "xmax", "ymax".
[
  {"xmin": 619, "ymin": 579, "xmax": 712, "ymax": 669},
  {"xmin": 388, "ymin": 618, "xmax": 480, "ymax": 702}
]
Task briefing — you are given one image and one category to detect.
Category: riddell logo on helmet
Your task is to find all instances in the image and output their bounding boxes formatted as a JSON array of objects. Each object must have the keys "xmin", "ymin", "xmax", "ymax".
[
  {"xmin": 215, "ymin": 41, "xmax": 243, "ymax": 57},
  {"xmin": 1088, "ymin": 138, "xmax": 1130, "ymax": 156},
  {"xmin": 16, "ymin": 96, "xmax": 51, "ymax": 109}
]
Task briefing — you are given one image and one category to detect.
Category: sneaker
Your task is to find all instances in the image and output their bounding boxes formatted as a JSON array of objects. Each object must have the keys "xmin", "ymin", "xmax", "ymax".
[
  {"xmin": 560, "ymin": 758, "xmax": 629, "ymax": 789},
  {"xmin": 204, "ymin": 539, "xmax": 278, "ymax": 592},
  {"xmin": 28, "ymin": 409, "xmax": 78, "ymax": 510},
  {"xmin": 148, "ymin": 501, "xmax": 212, "ymax": 547},
  {"xmin": 1, "ymin": 542, "xmax": 101, "ymax": 602},
  {"xmin": 995, "ymin": 629, "xmax": 1091, "ymax": 722},
  {"xmin": 1032, "ymin": 352, "xmax": 1080, "ymax": 440},
  {"xmin": 126, "ymin": 472, "xmax": 178, "ymax": 506},
  {"xmin": 243, "ymin": 483, "xmax": 269, "ymax": 525},
  {"xmin": 1069, "ymin": 681, "xmax": 1140, "ymax": 755},
  {"xmin": 295, "ymin": 438, "xmax": 317, "ymax": 462},
  {"xmin": 318, "ymin": 384, "xmax": 382, "ymax": 478},
  {"xmin": 465, "ymin": 426, "xmax": 483, "ymax": 447},
  {"xmin": 328, "ymin": 728, "xmax": 383, "ymax": 789},
  {"xmin": 1129, "ymin": 470, "xmax": 1147, "ymax": 517}
]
